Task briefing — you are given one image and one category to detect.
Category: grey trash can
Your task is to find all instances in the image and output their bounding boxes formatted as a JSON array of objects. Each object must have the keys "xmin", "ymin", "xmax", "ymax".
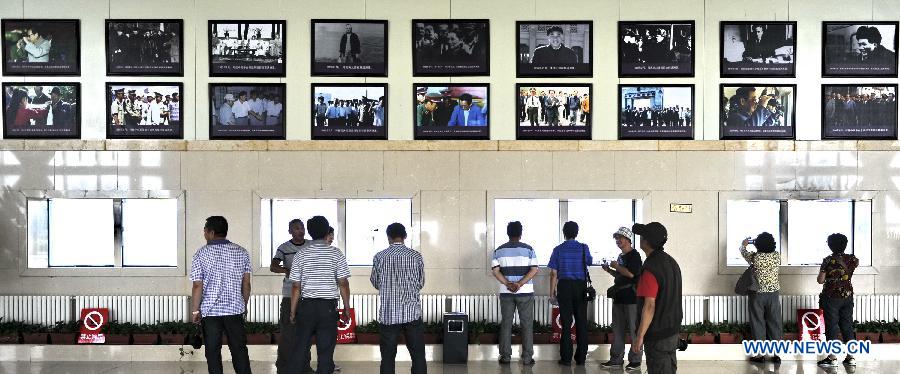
[{"xmin": 442, "ymin": 312, "xmax": 468, "ymax": 364}]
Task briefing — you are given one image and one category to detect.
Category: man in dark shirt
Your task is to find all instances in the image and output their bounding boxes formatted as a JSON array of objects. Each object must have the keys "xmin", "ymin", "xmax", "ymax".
[
  {"xmin": 339, "ymin": 24, "xmax": 361, "ymax": 63},
  {"xmin": 601, "ymin": 227, "xmax": 643, "ymax": 370},
  {"xmin": 531, "ymin": 26, "xmax": 579, "ymax": 64},
  {"xmin": 855, "ymin": 26, "xmax": 896, "ymax": 66}
]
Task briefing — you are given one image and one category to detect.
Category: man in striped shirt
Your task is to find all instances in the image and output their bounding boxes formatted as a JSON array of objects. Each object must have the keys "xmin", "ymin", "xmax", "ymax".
[
  {"xmin": 370, "ymin": 223, "xmax": 426, "ymax": 374},
  {"xmin": 289, "ymin": 216, "xmax": 352, "ymax": 374},
  {"xmin": 269, "ymin": 219, "xmax": 313, "ymax": 374},
  {"xmin": 491, "ymin": 221, "xmax": 539, "ymax": 366},
  {"xmin": 189, "ymin": 216, "xmax": 252, "ymax": 374}
]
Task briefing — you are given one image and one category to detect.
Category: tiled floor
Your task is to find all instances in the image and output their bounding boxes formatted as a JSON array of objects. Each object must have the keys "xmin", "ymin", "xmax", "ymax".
[{"xmin": 0, "ymin": 360, "xmax": 889, "ymax": 374}]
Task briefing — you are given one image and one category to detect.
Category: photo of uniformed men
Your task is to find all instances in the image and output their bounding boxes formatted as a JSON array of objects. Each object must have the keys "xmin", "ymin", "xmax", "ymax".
[
  {"xmin": 721, "ymin": 22, "xmax": 796, "ymax": 77},
  {"xmin": 414, "ymin": 85, "xmax": 489, "ymax": 139},
  {"xmin": 618, "ymin": 85, "xmax": 693, "ymax": 140},
  {"xmin": 106, "ymin": 20, "xmax": 183, "ymax": 76},
  {"xmin": 619, "ymin": 21, "xmax": 694, "ymax": 77},
  {"xmin": 3, "ymin": 83, "xmax": 80, "ymax": 139},
  {"xmin": 517, "ymin": 22, "xmax": 591, "ymax": 77},
  {"xmin": 824, "ymin": 23, "xmax": 898, "ymax": 77},
  {"xmin": 312, "ymin": 84, "xmax": 387, "ymax": 140},
  {"xmin": 516, "ymin": 84, "xmax": 591, "ymax": 140},
  {"xmin": 209, "ymin": 84, "xmax": 286, "ymax": 140},
  {"xmin": 720, "ymin": 85, "xmax": 795, "ymax": 139},
  {"xmin": 311, "ymin": 20, "xmax": 387, "ymax": 76},
  {"xmin": 106, "ymin": 84, "xmax": 183, "ymax": 139},
  {"xmin": 209, "ymin": 21, "xmax": 285, "ymax": 77},
  {"xmin": 413, "ymin": 20, "xmax": 489, "ymax": 76},
  {"xmin": 1, "ymin": 19, "xmax": 80, "ymax": 76},
  {"xmin": 823, "ymin": 85, "xmax": 898, "ymax": 139}
]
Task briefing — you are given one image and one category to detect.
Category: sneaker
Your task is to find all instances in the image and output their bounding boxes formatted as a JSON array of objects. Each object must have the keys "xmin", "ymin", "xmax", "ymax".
[
  {"xmin": 843, "ymin": 356, "xmax": 857, "ymax": 366},
  {"xmin": 600, "ymin": 361, "xmax": 623, "ymax": 368},
  {"xmin": 498, "ymin": 356, "xmax": 511, "ymax": 364},
  {"xmin": 818, "ymin": 357, "xmax": 838, "ymax": 367},
  {"xmin": 749, "ymin": 356, "xmax": 766, "ymax": 363},
  {"xmin": 521, "ymin": 358, "xmax": 536, "ymax": 366},
  {"xmin": 771, "ymin": 355, "xmax": 781, "ymax": 364},
  {"xmin": 625, "ymin": 362, "xmax": 642, "ymax": 371},
  {"xmin": 333, "ymin": 365, "xmax": 342, "ymax": 373}
]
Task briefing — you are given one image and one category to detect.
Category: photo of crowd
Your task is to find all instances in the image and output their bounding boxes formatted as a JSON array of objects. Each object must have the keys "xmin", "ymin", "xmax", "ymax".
[
  {"xmin": 3, "ymin": 83, "xmax": 79, "ymax": 139},
  {"xmin": 312, "ymin": 84, "xmax": 387, "ymax": 140},
  {"xmin": 312, "ymin": 20, "xmax": 387, "ymax": 76},
  {"xmin": 720, "ymin": 85, "xmax": 796, "ymax": 139},
  {"xmin": 106, "ymin": 20, "xmax": 182, "ymax": 76},
  {"xmin": 823, "ymin": 85, "xmax": 898, "ymax": 139},
  {"xmin": 106, "ymin": 84, "xmax": 182, "ymax": 139},
  {"xmin": 2, "ymin": 19, "xmax": 80, "ymax": 76},
  {"xmin": 721, "ymin": 22, "xmax": 796, "ymax": 77},
  {"xmin": 209, "ymin": 21, "xmax": 285, "ymax": 76},
  {"xmin": 618, "ymin": 85, "xmax": 693, "ymax": 139},
  {"xmin": 413, "ymin": 20, "xmax": 489, "ymax": 75},
  {"xmin": 516, "ymin": 85, "xmax": 591, "ymax": 140},
  {"xmin": 209, "ymin": 84, "xmax": 285, "ymax": 139},
  {"xmin": 517, "ymin": 22, "xmax": 592, "ymax": 77},
  {"xmin": 414, "ymin": 85, "xmax": 489, "ymax": 139},
  {"xmin": 619, "ymin": 21, "xmax": 693, "ymax": 76},
  {"xmin": 824, "ymin": 23, "xmax": 898, "ymax": 77}
]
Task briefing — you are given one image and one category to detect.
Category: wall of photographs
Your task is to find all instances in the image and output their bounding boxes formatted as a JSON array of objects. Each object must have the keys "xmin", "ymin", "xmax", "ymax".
[{"xmin": 1, "ymin": 0, "xmax": 899, "ymax": 141}]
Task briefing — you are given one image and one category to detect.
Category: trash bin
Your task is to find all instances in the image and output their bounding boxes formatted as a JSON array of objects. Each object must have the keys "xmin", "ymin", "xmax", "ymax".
[{"xmin": 442, "ymin": 312, "xmax": 468, "ymax": 364}]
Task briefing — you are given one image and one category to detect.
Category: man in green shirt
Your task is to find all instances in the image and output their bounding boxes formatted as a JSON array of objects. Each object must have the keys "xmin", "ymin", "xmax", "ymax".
[{"xmin": 416, "ymin": 92, "xmax": 441, "ymax": 126}]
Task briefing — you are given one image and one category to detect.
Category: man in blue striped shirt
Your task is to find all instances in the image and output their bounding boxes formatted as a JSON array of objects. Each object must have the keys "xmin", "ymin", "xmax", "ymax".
[
  {"xmin": 548, "ymin": 221, "xmax": 593, "ymax": 366},
  {"xmin": 491, "ymin": 221, "xmax": 538, "ymax": 366},
  {"xmin": 370, "ymin": 223, "xmax": 426, "ymax": 374}
]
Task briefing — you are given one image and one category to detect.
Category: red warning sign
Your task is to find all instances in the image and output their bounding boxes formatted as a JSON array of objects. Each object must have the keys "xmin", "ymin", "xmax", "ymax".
[
  {"xmin": 798, "ymin": 309, "xmax": 825, "ymax": 342},
  {"xmin": 336, "ymin": 308, "xmax": 357, "ymax": 344},
  {"xmin": 550, "ymin": 306, "xmax": 577, "ymax": 344},
  {"xmin": 78, "ymin": 308, "xmax": 108, "ymax": 344}
]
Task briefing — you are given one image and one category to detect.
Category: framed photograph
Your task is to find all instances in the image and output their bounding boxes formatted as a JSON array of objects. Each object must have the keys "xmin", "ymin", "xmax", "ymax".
[
  {"xmin": 311, "ymin": 20, "xmax": 387, "ymax": 76},
  {"xmin": 822, "ymin": 84, "xmax": 897, "ymax": 140},
  {"xmin": 312, "ymin": 84, "xmax": 387, "ymax": 140},
  {"xmin": 618, "ymin": 21, "xmax": 694, "ymax": 77},
  {"xmin": 823, "ymin": 22, "xmax": 898, "ymax": 77},
  {"xmin": 209, "ymin": 83, "xmax": 286, "ymax": 140},
  {"xmin": 1, "ymin": 19, "xmax": 80, "ymax": 76},
  {"xmin": 720, "ymin": 84, "xmax": 796, "ymax": 140},
  {"xmin": 106, "ymin": 83, "xmax": 183, "ymax": 139},
  {"xmin": 208, "ymin": 20, "xmax": 285, "ymax": 77},
  {"xmin": 516, "ymin": 21, "xmax": 592, "ymax": 77},
  {"xmin": 106, "ymin": 19, "xmax": 183, "ymax": 76},
  {"xmin": 2, "ymin": 83, "xmax": 80, "ymax": 139},
  {"xmin": 413, "ymin": 84, "xmax": 489, "ymax": 140},
  {"xmin": 721, "ymin": 21, "xmax": 796, "ymax": 77},
  {"xmin": 618, "ymin": 85, "xmax": 694, "ymax": 140},
  {"xmin": 412, "ymin": 19, "xmax": 489, "ymax": 76},
  {"xmin": 516, "ymin": 84, "xmax": 591, "ymax": 140}
]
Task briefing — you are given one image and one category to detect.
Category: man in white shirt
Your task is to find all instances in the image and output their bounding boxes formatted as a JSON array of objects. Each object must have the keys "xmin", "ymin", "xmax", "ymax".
[
  {"xmin": 218, "ymin": 94, "xmax": 235, "ymax": 126},
  {"xmin": 249, "ymin": 90, "xmax": 265, "ymax": 126},
  {"xmin": 265, "ymin": 95, "xmax": 283, "ymax": 126},
  {"xmin": 232, "ymin": 91, "xmax": 251, "ymax": 126},
  {"xmin": 525, "ymin": 89, "xmax": 541, "ymax": 126},
  {"xmin": 17, "ymin": 27, "xmax": 52, "ymax": 63},
  {"xmin": 110, "ymin": 89, "xmax": 126, "ymax": 126}
]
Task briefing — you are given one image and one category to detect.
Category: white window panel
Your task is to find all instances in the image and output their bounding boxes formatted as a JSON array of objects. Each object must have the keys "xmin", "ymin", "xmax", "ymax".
[
  {"xmin": 345, "ymin": 199, "xmax": 412, "ymax": 266},
  {"xmin": 266, "ymin": 199, "xmax": 339, "ymax": 264},
  {"xmin": 787, "ymin": 200, "xmax": 853, "ymax": 266},
  {"xmin": 27, "ymin": 199, "xmax": 49, "ymax": 269},
  {"xmin": 122, "ymin": 199, "xmax": 178, "ymax": 267},
  {"xmin": 568, "ymin": 199, "xmax": 634, "ymax": 265},
  {"xmin": 493, "ymin": 199, "xmax": 559, "ymax": 266},
  {"xmin": 48, "ymin": 199, "xmax": 114, "ymax": 267},
  {"xmin": 854, "ymin": 201, "xmax": 873, "ymax": 267},
  {"xmin": 726, "ymin": 200, "xmax": 781, "ymax": 266}
]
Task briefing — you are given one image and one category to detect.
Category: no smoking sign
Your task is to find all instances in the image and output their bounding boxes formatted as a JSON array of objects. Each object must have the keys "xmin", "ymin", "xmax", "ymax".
[{"xmin": 78, "ymin": 308, "xmax": 109, "ymax": 344}]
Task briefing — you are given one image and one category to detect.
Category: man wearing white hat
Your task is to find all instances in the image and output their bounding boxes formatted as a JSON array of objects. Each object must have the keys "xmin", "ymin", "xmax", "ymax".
[
  {"xmin": 218, "ymin": 93, "xmax": 236, "ymax": 126},
  {"xmin": 601, "ymin": 227, "xmax": 643, "ymax": 371}
]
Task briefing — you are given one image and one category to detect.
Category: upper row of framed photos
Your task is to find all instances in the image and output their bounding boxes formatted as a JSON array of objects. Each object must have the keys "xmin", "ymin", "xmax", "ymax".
[{"xmin": 3, "ymin": 18, "xmax": 898, "ymax": 78}]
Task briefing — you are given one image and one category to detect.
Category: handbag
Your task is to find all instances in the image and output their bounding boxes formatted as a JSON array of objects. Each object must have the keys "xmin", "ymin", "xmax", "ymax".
[
  {"xmin": 582, "ymin": 244, "xmax": 596, "ymax": 302},
  {"xmin": 734, "ymin": 265, "xmax": 759, "ymax": 296}
]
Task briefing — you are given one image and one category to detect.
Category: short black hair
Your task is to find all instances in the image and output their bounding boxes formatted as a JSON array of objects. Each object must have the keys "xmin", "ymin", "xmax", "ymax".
[
  {"xmin": 827, "ymin": 233, "xmax": 848, "ymax": 253},
  {"xmin": 506, "ymin": 221, "xmax": 523, "ymax": 238},
  {"xmin": 754, "ymin": 232, "xmax": 776, "ymax": 253},
  {"xmin": 735, "ymin": 86, "xmax": 757, "ymax": 101},
  {"xmin": 562, "ymin": 221, "xmax": 579, "ymax": 239},
  {"xmin": 856, "ymin": 26, "xmax": 883, "ymax": 44},
  {"xmin": 459, "ymin": 93, "xmax": 473, "ymax": 104},
  {"xmin": 546, "ymin": 26, "xmax": 564, "ymax": 35},
  {"xmin": 386, "ymin": 223, "xmax": 407, "ymax": 239},
  {"xmin": 288, "ymin": 219, "xmax": 304, "ymax": 228},
  {"xmin": 327, "ymin": 226, "xmax": 334, "ymax": 235},
  {"xmin": 204, "ymin": 216, "xmax": 228, "ymax": 237},
  {"xmin": 307, "ymin": 216, "xmax": 330, "ymax": 240}
]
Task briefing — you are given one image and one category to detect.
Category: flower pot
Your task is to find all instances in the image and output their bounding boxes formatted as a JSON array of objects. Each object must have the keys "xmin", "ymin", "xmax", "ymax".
[
  {"xmin": 49, "ymin": 333, "xmax": 77, "ymax": 345},
  {"xmin": 160, "ymin": 333, "xmax": 186, "ymax": 345},
  {"xmin": 246, "ymin": 333, "xmax": 271, "ymax": 345},
  {"xmin": 881, "ymin": 333, "xmax": 900, "ymax": 343},
  {"xmin": 355, "ymin": 333, "xmax": 379, "ymax": 344},
  {"xmin": 690, "ymin": 333, "xmax": 715, "ymax": 344},
  {"xmin": 423, "ymin": 333, "xmax": 441, "ymax": 344},
  {"xmin": 607, "ymin": 333, "xmax": 633, "ymax": 344},
  {"xmin": 717, "ymin": 333, "xmax": 742, "ymax": 344},
  {"xmin": 104, "ymin": 334, "xmax": 130, "ymax": 345},
  {"xmin": 782, "ymin": 332, "xmax": 799, "ymax": 341},
  {"xmin": 132, "ymin": 333, "xmax": 158, "ymax": 345},
  {"xmin": 0, "ymin": 334, "xmax": 19, "ymax": 344},
  {"xmin": 22, "ymin": 333, "xmax": 47, "ymax": 344},
  {"xmin": 473, "ymin": 333, "xmax": 497, "ymax": 344},
  {"xmin": 587, "ymin": 333, "xmax": 603, "ymax": 345},
  {"xmin": 272, "ymin": 333, "xmax": 282, "ymax": 344},
  {"xmin": 533, "ymin": 333, "xmax": 551, "ymax": 344}
]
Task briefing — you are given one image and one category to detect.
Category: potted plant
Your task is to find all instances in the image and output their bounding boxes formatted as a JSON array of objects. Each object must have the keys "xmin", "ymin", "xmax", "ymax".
[
  {"xmin": 717, "ymin": 321, "xmax": 745, "ymax": 344},
  {"xmin": 854, "ymin": 320, "xmax": 880, "ymax": 343},
  {"xmin": 102, "ymin": 321, "xmax": 131, "ymax": 344},
  {"xmin": 156, "ymin": 321, "xmax": 192, "ymax": 345},
  {"xmin": 532, "ymin": 321, "xmax": 552, "ymax": 344},
  {"xmin": 882, "ymin": 320, "xmax": 900, "ymax": 343},
  {"xmin": 423, "ymin": 321, "xmax": 442, "ymax": 344},
  {"xmin": 130, "ymin": 323, "xmax": 159, "ymax": 345},
  {"xmin": 48, "ymin": 320, "xmax": 79, "ymax": 344},
  {"xmin": 588, "ymin": 322, "xmax": 609, "ymax": 344},
  {"xmin": 0, "ymin": 318, "xmax": 22, "ymax": 344},
  {"xmin": 20, "ymin": 322, "xmax": 47, "ymax": 344},
  {"xmin": 782, "ymin": 319, "xmax": 799, "ymax": 340},
  {"xmin": 244, "ymin": 322, "xmax": 275, "ymax": 345},
  {"xmin": 688, "ymin": 322, "xmax": 715, "ymax": 344},
  {"xmin": 355, "ymin": 321, "xmax": 380, "ymax": 344}
]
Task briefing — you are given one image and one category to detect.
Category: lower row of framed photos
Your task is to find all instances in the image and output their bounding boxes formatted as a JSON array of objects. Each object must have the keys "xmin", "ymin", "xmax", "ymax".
[{"xmin": 2, "ymin": 82, "xmax": 898, "ymax": 141}]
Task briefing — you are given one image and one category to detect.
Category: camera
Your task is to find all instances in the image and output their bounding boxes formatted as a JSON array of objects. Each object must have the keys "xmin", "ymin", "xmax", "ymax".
[{"xmin": 677, "ymin": 338, "xmax": 689, "ymax": 351}]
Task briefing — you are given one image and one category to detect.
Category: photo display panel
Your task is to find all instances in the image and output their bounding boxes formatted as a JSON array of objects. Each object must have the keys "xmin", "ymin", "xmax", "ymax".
[
  {"xmin": 3, "ymin": 83, "xmax": 81, "ymax": 139},
  {"xmin": 618, "ymin": 85, "xmax": 694, "ymax": 140},
  {"xmin": 312, "ymin": 83, "xmax": 388, "ymax": 140},
  {"xmin": 516, "ymin": 84, "xmax": 592, "ymax": 140},
  {"xmin": 413, "ymin": 84, "xmax": 489, "ymax": 139},
  {"xmin": 208, "ymin": 20, "xmax": 286, "ymax": 77},
  {"xmin": 720, "ymin": 84, "xmax": 796, "ymax": 139}
]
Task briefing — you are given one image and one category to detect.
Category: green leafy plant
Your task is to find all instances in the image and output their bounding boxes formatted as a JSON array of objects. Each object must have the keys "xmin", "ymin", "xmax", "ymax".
[
  {"xmin": 154, "ymin": 321, "xmax": 196, "ymax": 334},
  {"xmin": 0, "ymin": 318, "xmax": 25, "ymax": 335},
  {"xmin": 423, "ymin": 321, "xmax": 443, "ymax": 335},
  {"xmin": 245, "ymin": 322, "xmax": 278, "ymax": 334},
  {"xmin": 355, "ymin": 321, "xmax": 380, "ymax": 334},
  {"xmin": 48, "ymin": 320, "xmax": 79, "ymax": 333}
]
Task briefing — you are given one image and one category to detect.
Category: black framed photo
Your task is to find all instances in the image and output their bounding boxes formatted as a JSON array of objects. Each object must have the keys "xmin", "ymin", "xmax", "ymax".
[
  {"xmin": 312, "ymin": 84, "xmax": 387, "ymax": 140},
  {"xmin": 516, "ymin": 21, "xmax": 592, "ymax": 77},
  {"xmin": 822, "ymin": 84, "xmax": 897, "ymax": 140},
  {"xmin": 208, "ymin": 20, "xmax": 286, "ymax": 77},
  {"xmin": 1, "ymin": 19, "xmax": 80, "ymax": 76},
  {"xmin": 106, "ymin": 19, "xmax": 183, "ymax": 76},
  {"xmin": 618, "ymin": 21, "xmax": 694, "ymax": 77},
  {"xmin": 413, "ymin": 84, "xmax": 489, "ymax": 140},
  {"xmin": 720, "ymin": 84, "xmax": 796, "ymax": 140},
  {"xmin": 516, "ymin": 84, "xmax": 591, "ymax": 140},
  {"xmin": 209, "ymin": 83, "xmax": 286, "ymax": 140},
  {"xmin": 412, "ymin": 20, "xmax": 489, "ymax": 76},
  {"xmin": 2, "ymin": 83, "xmax": 80, "ymax": 139},
  {"xmin": 618, "ymin": 85, "xmax": 694, "ymax": 140},
  {"xmin": 823, "ymin": 22, "xmax": 898, "ymax": 77},
  {"xmin": 311, "ymin": 20, "xmax": 387, "ymax": 77},
  {"xmin": 106, "ymin": 83, "xmax": 183, "ymax": 139},
  {"xmin": 721, "ymin": 21, "xmax": 796, "ymax": 77}
]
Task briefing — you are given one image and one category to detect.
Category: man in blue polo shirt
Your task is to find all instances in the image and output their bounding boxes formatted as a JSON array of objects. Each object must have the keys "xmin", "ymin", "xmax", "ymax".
[
  {"xmin": 548, "ymin": 221, "xmax": 592, "ymax": 366},
  {"xmin": 491, "ymin": 221, "xmax": 539, "ymax": 366}
]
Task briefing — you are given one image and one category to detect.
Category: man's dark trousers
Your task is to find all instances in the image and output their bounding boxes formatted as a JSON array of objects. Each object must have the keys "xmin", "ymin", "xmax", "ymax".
[
  {"xmin": 379, "ymin": 318, "xmax": 427, "ymax": 374},
  {"xmin": 556, "ymin": 279, "xmax": 589, "ymax": 363},
  {"xmin": 201, "ymin": 314, "xmax": 252, "ymax": 374},
  {"xmin": 289, "ymin": 298, "xmax": 339, "ymax": 374}
]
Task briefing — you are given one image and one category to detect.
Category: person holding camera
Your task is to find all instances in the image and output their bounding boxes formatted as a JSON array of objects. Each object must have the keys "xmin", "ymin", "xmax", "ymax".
[
  {"xmin": 631, "ymin": 222, "xmax": 682, "ymax": 374},
  {"xmin": 548, "ymin": 221, "xmax": 592, "ymax": 366},
  {"xmin": 740, "ymin": 232, "xmax": 783, "ymax": 364},
  {"xmin": 817, "ymin": 233, "xmax": 859, "ymax": 368},
  {"xmin": 601, "ymin": 227, "xmax": 643, "ymax": 371}
]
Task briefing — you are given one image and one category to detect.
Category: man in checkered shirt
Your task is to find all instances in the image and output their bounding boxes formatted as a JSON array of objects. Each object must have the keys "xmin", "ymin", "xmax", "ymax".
[{"xmin": 190, "ymin": 216, "xmax": 252, "ymax": 374}]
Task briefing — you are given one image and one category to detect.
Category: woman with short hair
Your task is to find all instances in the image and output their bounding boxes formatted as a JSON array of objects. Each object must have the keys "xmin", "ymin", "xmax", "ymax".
[
  {"xmin": 740, "ymin": 232, "xmax": 782, "ymax": 364},
  {"xmin": 817, "ymin": 233, "xmax": 859, "ymax": 368}
]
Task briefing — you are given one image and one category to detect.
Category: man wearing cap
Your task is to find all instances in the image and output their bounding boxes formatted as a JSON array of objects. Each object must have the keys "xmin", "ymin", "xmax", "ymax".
[
  {"xmin": 416, "ymin": 93, "xmax": 441, "ymax": 126},
  {"xmin": 525, "ymin": 88, "xmax": 541, "ymax": 126},
  {"xmin": 434, "ymin": 90, "xmax": 456, "ymax": 126},
  {"xmin": 531, "ymin": 26, "xmax": 579, "ymax": 65},
  {"xmin": 110, "ymin": 88, "xmax": 126, "ymax": 126},
  {"xmin": 124, "ymin": 90, "xmax": 141, "ymax": 127},
  {"xmin": 631, "ymin": 222, "xmax": 682, "ymax": 374},
  {"xmin": 601, "ymin": 227, "xmax": 643, "ymax": 371},
  {"xmin": 548, "ymin": 221, "xmax": 592, "ymax": 366},
  {"xmin": 218, "ymin": 94, "xmax": 236, "ymax": 126}
]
